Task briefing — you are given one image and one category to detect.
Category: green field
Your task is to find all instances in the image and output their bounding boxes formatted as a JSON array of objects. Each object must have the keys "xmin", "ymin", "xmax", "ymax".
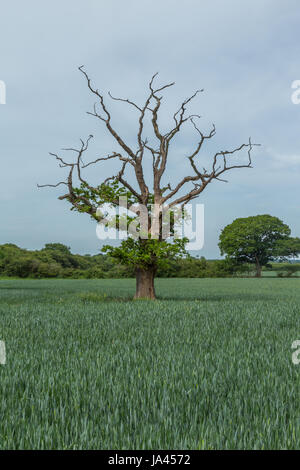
[{"xmin": 0, "ymin": 278, "xmax": 299, "ymax": 449}]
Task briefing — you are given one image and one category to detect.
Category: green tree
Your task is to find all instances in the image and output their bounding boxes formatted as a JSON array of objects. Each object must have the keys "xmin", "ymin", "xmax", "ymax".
[
  {"xmin": 40, "ymin": 68, "xmax": 257, "ymax": 298},
  {"xmin": 44, "ymin": 243, "xmax": 71, "ymax": 254},
  {"xmin": 42, "ymin": 243, "xmax": 79, "ymax": 268},
  {"xmin": 218, "ymin": 215, "xmax": 299, "ymax": 277}
]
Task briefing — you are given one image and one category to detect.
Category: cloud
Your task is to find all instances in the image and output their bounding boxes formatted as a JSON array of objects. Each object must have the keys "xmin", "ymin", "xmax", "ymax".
[{"xmin": 266, "ymin": 149, "xmax": 300, "ymax": 168}]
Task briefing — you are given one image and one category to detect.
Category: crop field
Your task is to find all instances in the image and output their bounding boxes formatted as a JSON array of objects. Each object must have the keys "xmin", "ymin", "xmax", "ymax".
[{"xmin": 0, "ymin": 278, "xmax": 299, "ymax": 449}]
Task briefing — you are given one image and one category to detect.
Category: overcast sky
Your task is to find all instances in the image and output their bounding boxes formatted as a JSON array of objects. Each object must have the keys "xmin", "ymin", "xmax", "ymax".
[{"xmin": 1, "ymin": 0, "xmax": 300, "ymax": 258}]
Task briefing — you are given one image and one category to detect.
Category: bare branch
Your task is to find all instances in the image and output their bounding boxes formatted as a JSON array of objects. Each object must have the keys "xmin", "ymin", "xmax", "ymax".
[
  {"xmin": 108, "ymin": 91, "xmax": 142, "ymax": 112},
  {"xmin": 37, "ymin": 181, "xmax": 68, "ymax": 189},
  {"xmin": 79, "ymin": 66, "xmax": 137, "ymax": 161},
  {"xmin": 82, "ymin": 152, "xmax": 132, "ymax": 169},
  {"xmin": 166, "ymin": 138, "xmax": 260, "ymax": 208}
]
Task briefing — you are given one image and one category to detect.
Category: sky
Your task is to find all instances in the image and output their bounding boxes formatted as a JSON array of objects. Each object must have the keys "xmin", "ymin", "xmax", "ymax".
[{"xmin": 1, "ymin": 0, "xmax": 300, "ymax": 258}]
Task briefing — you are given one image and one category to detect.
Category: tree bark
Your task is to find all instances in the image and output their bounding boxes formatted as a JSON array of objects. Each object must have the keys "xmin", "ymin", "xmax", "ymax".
[
  {"xmin": 255, "ymin": 256, "xmax": 262, "ymax": 277},
  {"xmin": 134, "ymin": 267, "xmax": 156, "ymax": 299}
]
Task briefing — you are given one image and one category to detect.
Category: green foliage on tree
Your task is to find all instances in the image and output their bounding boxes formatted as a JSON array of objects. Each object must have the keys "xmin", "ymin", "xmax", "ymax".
[
  {"xmin": 273, "ymin": 237, "xmax": 300, "ymax": 260},
  {"xmin": 218, "ymin": 214, "xmax": 300, "ymax": 277},
  {"xmin": 102, "ymin": 237, "xmax": 188, "ymax": 272}
]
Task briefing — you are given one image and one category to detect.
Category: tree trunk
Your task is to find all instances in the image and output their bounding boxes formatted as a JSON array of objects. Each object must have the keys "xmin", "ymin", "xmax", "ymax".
[
  {"xmin": 255, "ymin": 256, "xmax": 262, "ymax": 277},
  {"xmin": 134, "ymin": 267, "xmax": 156, "ymax": 299}
]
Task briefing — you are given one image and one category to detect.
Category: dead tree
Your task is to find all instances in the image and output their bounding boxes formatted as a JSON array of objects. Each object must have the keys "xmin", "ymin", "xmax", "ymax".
[{"xmin": 39, "ymin": 68, "xmax": 258, "ymax": 299}]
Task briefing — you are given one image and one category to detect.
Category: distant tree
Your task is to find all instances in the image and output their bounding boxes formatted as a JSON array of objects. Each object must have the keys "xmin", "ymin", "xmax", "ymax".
[
  {"xmin": 39, "ymin": 68, "xmax": 258, "ymax": 299},
  {"xmin": 218, "ymin": 215, "xmax": 300, "ymax": 277},
  {"xmin": 274, "ymin": 264, "xmax": 300, "ymax": 278},
  {"xmin": 44, "ymin": 243, "xmax": 71, "ymax": 254},
  {"xmin": 42, "ymin": 243, "xmax": 79, "ymax": 269}
]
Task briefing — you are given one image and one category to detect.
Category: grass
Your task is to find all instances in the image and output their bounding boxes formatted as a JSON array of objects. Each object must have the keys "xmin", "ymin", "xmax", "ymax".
[{"xmin": 0, "ymin": 278, "xmax": 299, "ymax": 449}]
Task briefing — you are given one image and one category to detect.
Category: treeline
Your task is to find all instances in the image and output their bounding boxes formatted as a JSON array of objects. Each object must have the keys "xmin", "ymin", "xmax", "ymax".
[
  {"xmin": 1, "ymin": 243, "xmax": 298, "ymax": 279},
  {"xmin": 0, "ymin": 243, "xmax": 241, "ymax": 279}
]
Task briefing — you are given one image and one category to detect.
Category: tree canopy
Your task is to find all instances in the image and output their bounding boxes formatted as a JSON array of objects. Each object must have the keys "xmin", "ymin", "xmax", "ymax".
[{"xmin": 218, "ymin": 214, "xmax": 300, "ymax": 277}]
